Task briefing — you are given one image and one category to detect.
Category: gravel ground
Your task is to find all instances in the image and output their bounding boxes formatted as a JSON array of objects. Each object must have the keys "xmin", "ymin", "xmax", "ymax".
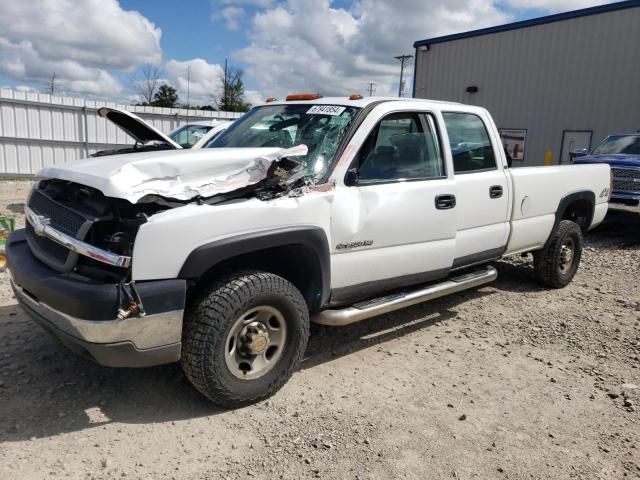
[{"xmin": 0, "ymin": 181, "xmax": 638, "ymax": 480}]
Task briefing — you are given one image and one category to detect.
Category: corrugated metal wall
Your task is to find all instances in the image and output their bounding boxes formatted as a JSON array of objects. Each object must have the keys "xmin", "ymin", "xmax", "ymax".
[
  {"xmin": 414, "ymin": 6, "xmax": 640, "ymax": 166},
  {"xmin": 0, "ymin": 88, "xmax": 243, "ymax": 175}
]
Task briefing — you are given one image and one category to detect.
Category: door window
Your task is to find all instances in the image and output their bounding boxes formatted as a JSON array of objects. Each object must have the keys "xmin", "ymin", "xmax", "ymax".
[
  {"xmin": 443, "ymin": 113, "xmax": 497, "ymax": 173},
  {"xmin": 356, "ymin": 112, "xmax": 444, "ymax": 183}
]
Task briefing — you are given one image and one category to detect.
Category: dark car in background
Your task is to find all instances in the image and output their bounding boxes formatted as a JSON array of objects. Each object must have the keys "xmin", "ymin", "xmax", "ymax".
[{"xmin": 573, "ymin": 133, "xmax": 640, "ymax": 215}]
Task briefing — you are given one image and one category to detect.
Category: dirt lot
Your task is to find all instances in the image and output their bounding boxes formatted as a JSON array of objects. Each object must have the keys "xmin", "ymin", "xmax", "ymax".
[{"xmin": 0, "ymin": 181, "xmax": 638, "ymax": 480}]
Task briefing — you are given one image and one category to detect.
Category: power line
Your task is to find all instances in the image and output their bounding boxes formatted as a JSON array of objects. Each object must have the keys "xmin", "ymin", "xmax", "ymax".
[{"xmin": 394, "ymin": 54, "xmax": 413, "ymax": 97}]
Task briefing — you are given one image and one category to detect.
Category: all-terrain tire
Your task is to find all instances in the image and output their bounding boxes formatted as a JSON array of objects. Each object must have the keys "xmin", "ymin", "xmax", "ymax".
[
  {"xmin": 533, "ymin": 220, "xmax": 583, "ymax": 288},
  {"xmin": 181, "ymin": 270, "xmax": 309, "ymax": 407}
]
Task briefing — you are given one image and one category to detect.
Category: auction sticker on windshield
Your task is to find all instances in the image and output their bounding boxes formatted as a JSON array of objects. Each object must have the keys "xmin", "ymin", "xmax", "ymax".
[{"xmin": 307, "ymin": 105, "xmax": 346, "ymax": 116}]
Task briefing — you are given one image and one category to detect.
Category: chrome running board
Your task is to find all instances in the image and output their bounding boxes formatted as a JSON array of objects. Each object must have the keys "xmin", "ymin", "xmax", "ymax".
[{"xmin": 312, "ymin": 266, "xmax": 497, "ymax": 326}]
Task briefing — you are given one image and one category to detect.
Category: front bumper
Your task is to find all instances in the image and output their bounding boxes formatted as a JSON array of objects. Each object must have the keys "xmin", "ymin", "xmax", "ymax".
[
  {"xmin": 7, "ymin": 229, "xmax": 186, "ymax": 367},
  {"xmin": 609, "ymin": 194, "xmax": 640, "ymax": 214}
]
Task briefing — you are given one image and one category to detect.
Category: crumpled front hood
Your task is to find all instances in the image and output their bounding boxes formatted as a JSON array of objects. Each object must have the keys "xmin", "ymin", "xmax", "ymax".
[{"xmin": 38, "ymin": 145, "xmax": 308, "ymax": 203}]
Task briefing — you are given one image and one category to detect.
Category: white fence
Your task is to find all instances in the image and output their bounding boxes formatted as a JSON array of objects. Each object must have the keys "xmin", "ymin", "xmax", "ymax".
[{"xmin": 0, "ymin": 88, "xmax": 243, "ymax": 176}]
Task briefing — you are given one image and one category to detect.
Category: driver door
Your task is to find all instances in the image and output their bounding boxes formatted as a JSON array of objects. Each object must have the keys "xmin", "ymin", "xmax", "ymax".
[{"xmin": 329, "ymin": 111, "xmax": 457, "ymax": 304}]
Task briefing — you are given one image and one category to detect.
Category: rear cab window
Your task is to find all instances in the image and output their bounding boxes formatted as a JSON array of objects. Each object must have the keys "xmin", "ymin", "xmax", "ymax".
[{"xmin": 442, "ymin": 112, "xmax": 497, "ymax": 174}]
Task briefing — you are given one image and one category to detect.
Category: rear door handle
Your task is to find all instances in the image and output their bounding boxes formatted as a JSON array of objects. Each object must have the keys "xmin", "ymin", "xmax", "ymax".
[
  {"xmin": 435, "ymin": 194, "xmax": 456, "ymax": 210},
  {"xmin": 489, "ymin": 185, "xmax": 503, "ymax": 199}
]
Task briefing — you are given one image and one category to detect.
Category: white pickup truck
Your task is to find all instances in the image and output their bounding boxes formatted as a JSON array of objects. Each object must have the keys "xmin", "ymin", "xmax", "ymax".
[{"xmin": 7, "ymin": 95, "xmax": 610, "ymax": 407}]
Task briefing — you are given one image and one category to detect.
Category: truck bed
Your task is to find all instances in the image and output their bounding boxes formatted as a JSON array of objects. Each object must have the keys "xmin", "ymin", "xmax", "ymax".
[{"xmin": 505, "ymin": 164, "xmax": 610, "ymax": 255}]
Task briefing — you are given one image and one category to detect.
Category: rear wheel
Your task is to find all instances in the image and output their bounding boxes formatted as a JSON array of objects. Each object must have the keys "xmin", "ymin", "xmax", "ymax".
[
  {"xmin": 533, "ymin": 220, "xmax": 583, "ymax": 288},
  {"xmin": 181, "ymin": 270, "xmax": 309, "ymax": 407}
]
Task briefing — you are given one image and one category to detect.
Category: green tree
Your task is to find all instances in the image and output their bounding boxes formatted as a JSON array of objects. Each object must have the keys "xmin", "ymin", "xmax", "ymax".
[
  {"xmin": 215, "ymin": 63, "xmax": 251, "ymax": 112},
  {"xmin": 152, "ymin": 83, "xmax": 179, "ymax": 108}
]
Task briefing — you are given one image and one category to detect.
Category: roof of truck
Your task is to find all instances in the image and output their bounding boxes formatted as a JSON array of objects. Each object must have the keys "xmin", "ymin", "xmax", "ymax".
[{"xmin": 263, "ymin": 96, "xmax": 462, "ymax": 108}]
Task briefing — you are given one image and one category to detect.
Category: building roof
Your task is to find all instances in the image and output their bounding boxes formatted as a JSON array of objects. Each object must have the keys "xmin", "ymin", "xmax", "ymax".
[{"xmin": 413, "ymin": 0, "xmax": 640, "ymax": 48}]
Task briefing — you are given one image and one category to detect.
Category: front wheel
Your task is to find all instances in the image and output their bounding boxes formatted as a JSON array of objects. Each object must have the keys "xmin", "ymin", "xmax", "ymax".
[
  {"xmin": 181, "ymin": 271, "xmax": 309, "ymax": 407},
  {"xmin": 533, "ymin": 220, "xmax": 583, "ymax": 288}
]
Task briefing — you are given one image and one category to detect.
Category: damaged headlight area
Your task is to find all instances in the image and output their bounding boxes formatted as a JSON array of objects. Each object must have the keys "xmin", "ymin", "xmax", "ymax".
[{"xmin": 25, "ymin": 179, "xmax": 168, "ymax": 282}]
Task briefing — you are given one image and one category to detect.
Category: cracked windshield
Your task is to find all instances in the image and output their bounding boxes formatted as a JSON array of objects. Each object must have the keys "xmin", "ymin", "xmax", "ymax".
[{"xmin": 209, "ymin": 104, "xmax": 359, "ymax": 180}]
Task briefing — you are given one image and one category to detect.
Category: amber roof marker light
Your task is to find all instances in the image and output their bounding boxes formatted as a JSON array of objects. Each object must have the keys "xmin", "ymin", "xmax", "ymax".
[
  {"xmin": 265, "ymin": 97, "xmax": 278, "ymax": 103},
  {"xmin": 285, "ymin": 93, "xmax": 322, "ymax": 101},
  {"xmin": 349, "ymin": 94, "xmax": 363, "ymax": 100}
]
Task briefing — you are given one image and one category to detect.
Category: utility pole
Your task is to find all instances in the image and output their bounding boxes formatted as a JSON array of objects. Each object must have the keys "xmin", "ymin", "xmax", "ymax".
[
  {"xmin": 366, "ymin": 82, "xmax": 376, "ymax": 96},
  {"xmin": 223, "ymin": 58, "xmax": 228, "ymax": 111},
  {"xmin": 47, "ymin": 71, "xmax": 56, "ymax": 96},
  {"xmin": 187, "ymin": 64, "xmax": 190, "ymax": 109},
  {"xmin": 394, "ymin": 54, "xmax": 413, "ymax": 97}
]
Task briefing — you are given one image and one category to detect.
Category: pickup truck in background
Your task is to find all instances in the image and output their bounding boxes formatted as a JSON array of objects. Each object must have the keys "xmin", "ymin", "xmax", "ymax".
[
  {"xmin": 7, "ymin": 95, "xmax": 610, "ymax": 407},
  {"xmin": 573, "ymin": 132, "xmax": 640, "ymax": 215}
]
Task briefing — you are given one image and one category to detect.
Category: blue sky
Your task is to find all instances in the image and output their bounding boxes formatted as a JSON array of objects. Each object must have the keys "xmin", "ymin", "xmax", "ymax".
[
  {"xmin": 0, "ymin": 0, "xmax": 617, "ymax": 106},
  {"xmin": 120, "ymin": 0, "xmax": 244, "ymax": 62}
]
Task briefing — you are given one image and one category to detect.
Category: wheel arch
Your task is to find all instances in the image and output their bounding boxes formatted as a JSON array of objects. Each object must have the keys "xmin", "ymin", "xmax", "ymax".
[
  {"xmin": 178, "ymin": 227, "xmax": 330, "ymax": 311},
  {"xmin": 555, "ymin": 190, "xmax": 595, "ymax": 233}
]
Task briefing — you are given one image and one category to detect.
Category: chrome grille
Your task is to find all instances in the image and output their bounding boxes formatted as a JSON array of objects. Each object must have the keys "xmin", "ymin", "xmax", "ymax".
[
  {"xmin": 612, "ymin": 167, "xmax": 640, "ymax": 193},
  {"xmin": 25, "ymin": 188, "xmax": 91, "ymax": 272},
  {"xmin": 28, "ymin": 189, "xmax": 86, "ymax": 236}
]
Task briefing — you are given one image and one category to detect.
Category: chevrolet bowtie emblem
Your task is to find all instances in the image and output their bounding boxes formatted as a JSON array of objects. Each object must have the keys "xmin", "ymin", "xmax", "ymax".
[{"xmin": 31, "ymin": 213, "xmax": 50, "ymax": 236}]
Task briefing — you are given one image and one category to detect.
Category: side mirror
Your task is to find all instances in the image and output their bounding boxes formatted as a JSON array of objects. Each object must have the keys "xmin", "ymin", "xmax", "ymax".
[
  {"xmin": 569, "ymin": 148, "xmax": 589, "ymax": 162},
  {"xmin": 345, "ymin": 168, "xmax": 359, "ymax": 186}
]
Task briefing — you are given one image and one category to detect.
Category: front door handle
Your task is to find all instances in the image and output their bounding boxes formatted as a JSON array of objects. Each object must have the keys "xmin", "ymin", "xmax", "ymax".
[
  {"xmin": 489, "ymin": 185, "xmax": 503, "ymax": 199},
  {"xmin": 435, "ymin": 194, "xmax": 456, "ymax": 210}
]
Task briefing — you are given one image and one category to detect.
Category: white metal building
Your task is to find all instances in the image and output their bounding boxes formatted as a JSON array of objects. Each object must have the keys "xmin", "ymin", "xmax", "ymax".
[{"xmin": 412, "ymin": 0, "xmax": 640, "ymax": 166}]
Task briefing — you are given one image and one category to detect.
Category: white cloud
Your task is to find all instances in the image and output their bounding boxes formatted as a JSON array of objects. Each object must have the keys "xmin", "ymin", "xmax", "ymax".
[
  {"xmin": 216, "ymin": 6, "xmax": 245, "ymax": 30},
  {"xmin": 164, "ymin": 58, "xmax": 224, "ymax": 106},
  {"xmin": 219, "ymin": 0, "xmax": 273, "ymax": 6},
  {"xmin": 212, "ymin": 0, "xmax": 274, "ymax": 30},
  {"xmin": 14, "ymin": 85, "xmax": 37, "ymax": 93},
  {"xmin": 236, "ymin": 0, "xmax": 511, "ymax": 98},
  {"xmin": 0, "ymin": 0, "xmax": 161, "ymax": 96},
  {"xmin": 503, "ymin": 0, "xmax": 618, "ymax": 12},
  {"xmin": 244, "ymin": 89, "xmax": 265, "ymax": 106}
]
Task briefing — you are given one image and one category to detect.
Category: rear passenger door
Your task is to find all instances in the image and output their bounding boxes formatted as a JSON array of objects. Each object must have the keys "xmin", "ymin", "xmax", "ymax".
[{"xmin": 442, "ymin": 112, "xmax": 510, "ymax": 268}]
